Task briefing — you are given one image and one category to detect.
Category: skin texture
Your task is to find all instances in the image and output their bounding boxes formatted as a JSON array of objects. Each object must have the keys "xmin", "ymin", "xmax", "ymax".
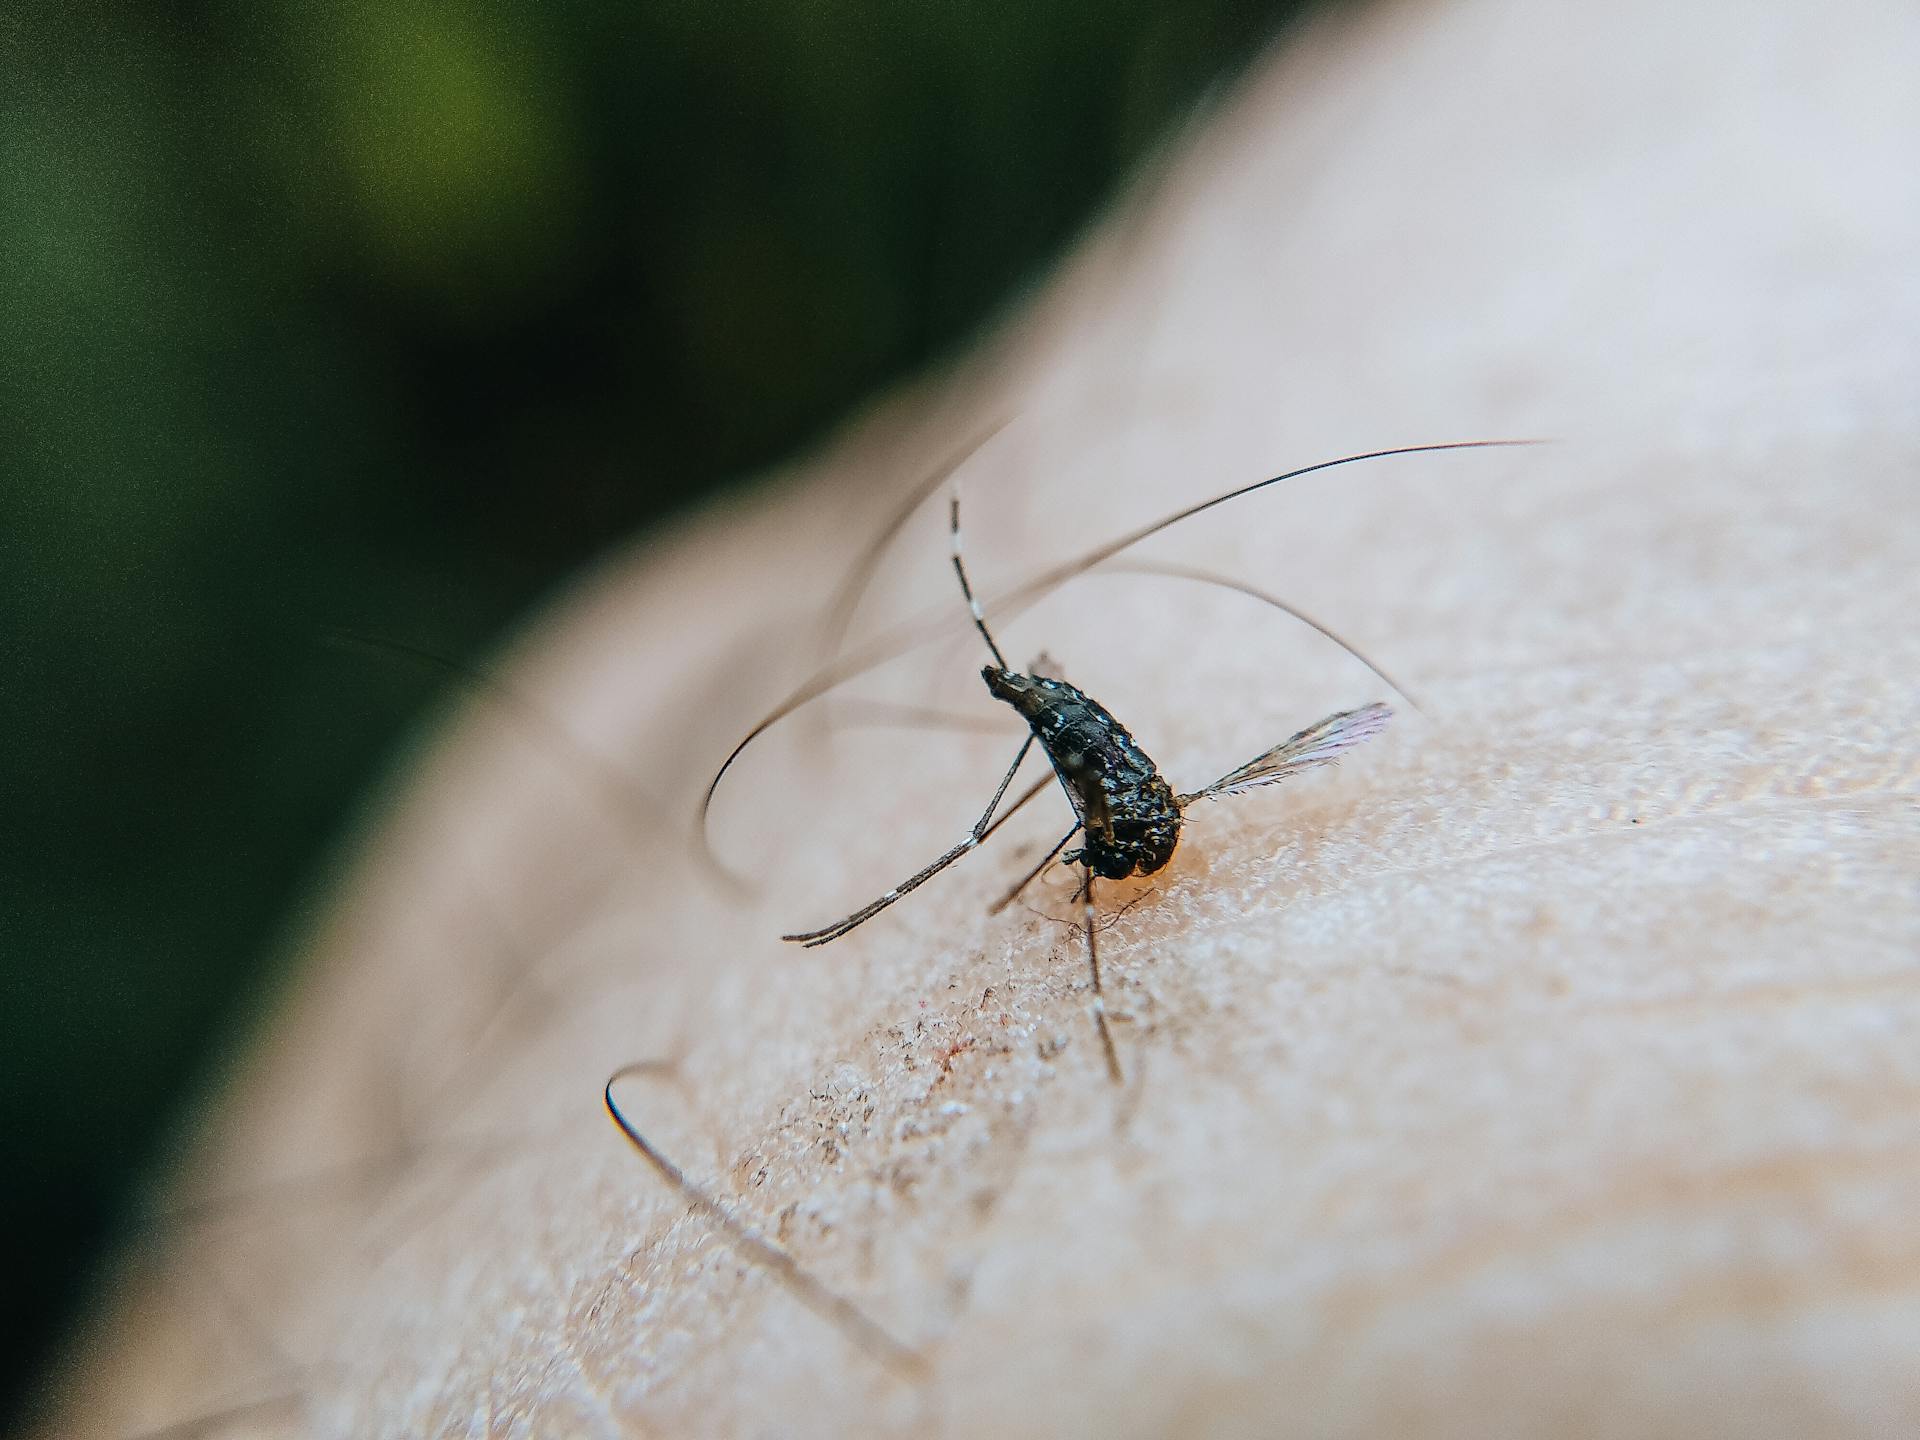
[{"xmin": 43, "ymin": 0, "xmax": 1920, "ymax": 1434}]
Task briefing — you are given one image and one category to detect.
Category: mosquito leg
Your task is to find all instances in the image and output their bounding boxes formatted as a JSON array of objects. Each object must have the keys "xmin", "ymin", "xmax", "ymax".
[
  {"xmin": 782, "ymin": 834, "xmax": 980, "ymax": 948},
  {"xmin": 1081, "ymin": 871, "xmax": 1125, "ymax": 1085},
  {"xmin": 989, "ymin": 825, "xmax": 1081, "ymax": 915},
  {"xmin": 978, "ymin": 772, "xmax": 1055, "ymax": 844},
  {"xmin": 604, "ymin": 1063, "xmax": 926, "ymax": 1380},
  {"xmin": 784, "ymin": 734, "xmax": 1035, "ymax": 946}
]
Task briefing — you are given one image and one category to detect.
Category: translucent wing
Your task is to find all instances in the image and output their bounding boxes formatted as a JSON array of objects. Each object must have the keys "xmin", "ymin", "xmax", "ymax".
[{"xmin": 1178, "ymin": 702, "xmax": 1392, "ymax": 806}]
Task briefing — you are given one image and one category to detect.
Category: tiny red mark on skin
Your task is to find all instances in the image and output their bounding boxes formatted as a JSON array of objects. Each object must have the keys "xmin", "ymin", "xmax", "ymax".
[{"xmin": 936, "ymin": 1035, "xmax": 976, "ymax": 1080}]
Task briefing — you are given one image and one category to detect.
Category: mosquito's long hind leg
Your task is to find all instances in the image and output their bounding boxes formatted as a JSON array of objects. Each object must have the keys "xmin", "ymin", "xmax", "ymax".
[
  {"xmin": 604, "ymin": 1063, "xmax": 926, "ymax": 1379},
  {"xmin": 978, "ymin": 773, "xmax": 1056, "ymax": 844},
  {"xmin": 989, "ymin": 825, "xmax": 1081, "ymax": 915},
  {"xmin": 1081, "ymin": 871, "xmax": 1125, "ymax": 1085},
  {"xmin": 784, "ymin": 734, "xmax": 1036, "ymax": 946}
]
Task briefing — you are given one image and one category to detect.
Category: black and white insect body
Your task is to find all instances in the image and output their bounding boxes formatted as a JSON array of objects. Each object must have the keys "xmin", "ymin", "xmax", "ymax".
[
  {"xmin": 783, "ymin": 487, "xmax": 1410, "ymax": 1082},
  {"xmin": 982, "ymin": 667, "xmax": 1180, "ymax": 881},
  {"xmin": 617, "ymin": 438, "xmax": 1533, "ymax": 1373}
]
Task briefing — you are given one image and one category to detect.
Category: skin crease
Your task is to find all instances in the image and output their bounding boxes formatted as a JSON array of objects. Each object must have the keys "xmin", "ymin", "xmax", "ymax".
[{"xmin": 42, "ymin": 0, "xmax": 1920, "ymax": 1435}]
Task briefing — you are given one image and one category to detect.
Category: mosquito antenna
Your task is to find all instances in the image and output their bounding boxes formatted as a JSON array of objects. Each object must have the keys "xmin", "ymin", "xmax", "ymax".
[
  {"xmin": 948, "ymin": 493, "xmax": 1008, "ymax": 667},
  {"xmin": 1092, "ymin": 559, "xmax": 1425, "ymax": 714},
  {"xmin": 603, "ymin": 1063, "xmax": 928, "ymax": 1380},
  {"xmin": 697, "ymin": 439, "xmax": 1540, "ymax": 869}
]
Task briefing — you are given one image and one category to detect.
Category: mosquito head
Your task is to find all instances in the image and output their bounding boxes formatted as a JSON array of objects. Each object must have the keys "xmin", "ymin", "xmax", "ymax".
[
  {"xmin": 982, "ymin": 665, "xmax": 1058, "ymax": 724},
  {"xmin": 981, "ymin": 663, "xmax": 1023, "ymax": 701}
]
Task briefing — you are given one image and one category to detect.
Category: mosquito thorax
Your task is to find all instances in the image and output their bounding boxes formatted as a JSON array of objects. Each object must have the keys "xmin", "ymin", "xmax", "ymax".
[{"xmin": 979, "ymin": 663, "xmax": 1183, "ymax": 880}]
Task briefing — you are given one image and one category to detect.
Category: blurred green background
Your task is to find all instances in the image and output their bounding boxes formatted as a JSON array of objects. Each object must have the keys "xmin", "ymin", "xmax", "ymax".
[{"xmin": 0, "ymin": 0, "xmax": 1308, "ymax": 1424}]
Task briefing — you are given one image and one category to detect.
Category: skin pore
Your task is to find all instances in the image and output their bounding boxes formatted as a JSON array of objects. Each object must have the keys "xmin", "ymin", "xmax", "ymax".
[{"xmin": 42, "ymin": 0, "xmax": 1920, "ymax": 1434}]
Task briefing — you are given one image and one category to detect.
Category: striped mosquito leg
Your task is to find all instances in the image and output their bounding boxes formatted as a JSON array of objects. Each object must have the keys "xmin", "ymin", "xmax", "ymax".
[
  {"xmin": 977, "ymin": 773, "xmax": 1055, "ymax": 844},
  {"xmin": 1081, "ymin": 872, "xmax": 1124, "ymax": 1084},
  {"xmin": 785, "ymin": 833, "xmax": 983, "ymax": 947},
  {"xmin": 784, "ymin": 734, "xmax": 1034, "ymax": 946}
]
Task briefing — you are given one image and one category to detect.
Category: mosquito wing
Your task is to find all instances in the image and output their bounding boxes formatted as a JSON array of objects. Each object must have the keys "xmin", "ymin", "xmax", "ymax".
[{"xmin": 1179, "ymin": 702, "xmax": 1392, "ymax": 806}]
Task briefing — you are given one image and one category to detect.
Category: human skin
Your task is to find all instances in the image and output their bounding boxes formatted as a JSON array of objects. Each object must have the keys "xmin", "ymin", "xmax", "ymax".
[{"xmin": 44, "ymin": 0, "xmax": 1920, "ymax": 1435}]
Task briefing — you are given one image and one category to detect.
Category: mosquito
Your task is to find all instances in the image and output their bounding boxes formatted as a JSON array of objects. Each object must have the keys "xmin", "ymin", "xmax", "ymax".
[
  {"xmin": 698, "ymin": 442, "xmax": 1530, "ymax": 889},
  {"xmin": 754, "ymin": 439, "xmax": 1534, "ymax": 1081},
  {"xmin": 779, "ymin": 491, "xmax": 1395, "ymax": 1081},
  {"xmin": 609, "ymin": 437, "xmax": 1534, "ymax": 1374}
]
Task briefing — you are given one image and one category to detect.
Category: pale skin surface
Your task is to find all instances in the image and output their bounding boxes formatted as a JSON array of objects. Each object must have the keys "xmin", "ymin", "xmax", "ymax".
[{"xmin": 41, "ymin": 0, "xmax": 1920, "ymax": 1435}]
